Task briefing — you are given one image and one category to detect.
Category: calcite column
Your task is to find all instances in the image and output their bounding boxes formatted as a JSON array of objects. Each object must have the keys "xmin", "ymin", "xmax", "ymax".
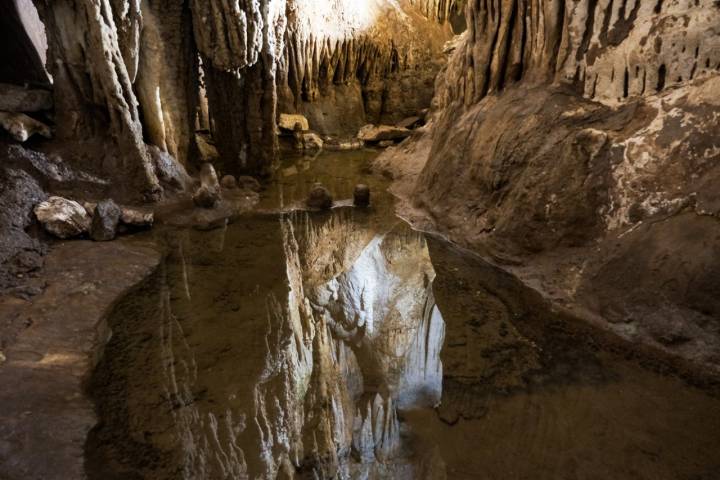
[{"xmin": 34, "ymin": 0, "xmax": 162, "ymax": 200}]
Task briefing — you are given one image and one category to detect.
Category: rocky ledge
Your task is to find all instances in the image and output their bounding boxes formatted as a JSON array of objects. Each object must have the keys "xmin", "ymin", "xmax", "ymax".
[{"xmin": 0, "ymin": 240, "xmax": 161, "ymax": 480}]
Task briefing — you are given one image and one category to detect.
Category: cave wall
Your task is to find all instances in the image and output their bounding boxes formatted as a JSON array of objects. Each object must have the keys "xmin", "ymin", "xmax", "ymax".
[
  {"xmin": 400, "ymin": 0, "xmax": 720, "ymax": 370},
  {"xmin": 434, "ymin": 0, "xmax": 720, "ymax": 108},
  {"xmin": 22, "ymin": 0, "xmax": 461, "ymax": 190},
  {"xmin": 278, "ymin": 0, "xmax": 457, "ymax": 136}
]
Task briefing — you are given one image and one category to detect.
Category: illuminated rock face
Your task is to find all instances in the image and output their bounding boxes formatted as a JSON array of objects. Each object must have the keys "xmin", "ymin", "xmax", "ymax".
[{"xmin": 89, "ymin": 213, "xmax": 445, "ymax": 478}]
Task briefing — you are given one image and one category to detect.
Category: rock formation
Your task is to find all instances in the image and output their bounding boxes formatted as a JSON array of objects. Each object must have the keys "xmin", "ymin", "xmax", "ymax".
[{"xmin": 377, "ymin": 0, "xmax": 720, "ymax": 372}]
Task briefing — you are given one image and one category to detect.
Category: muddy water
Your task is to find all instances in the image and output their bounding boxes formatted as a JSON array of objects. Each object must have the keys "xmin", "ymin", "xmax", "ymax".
[{"xmin": 86, "ymin": 151, "xmax": 720, "ymax": 480}]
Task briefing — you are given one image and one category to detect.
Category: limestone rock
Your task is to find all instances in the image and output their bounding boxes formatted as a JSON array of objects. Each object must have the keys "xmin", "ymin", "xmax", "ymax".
[
  {"xmin": 220, "ymin": 175, "xmax": 237, "ymax": 189},
  {"xmin": 34, "ymin": 197, "xmax": 91, "ymax": 239},
  {"xmin": 295, "ymin": 131, "xmax": 324, "ymax": 151},
  {"xmin": 357, "ymin": 124, "xmax": 411, "ymax": 143},
  {"xmin": 306, "ymin": 183, "xmax": 333, "ymax": 210},
  {"xmin": 278, "ymin": 113, "xmax": 309, "ymax": 132},
  {"xmin": 0, "ymin": 112, "xmax": 51, "ymax": 142},
  {"xmin": 148, "ymin": 146, "xmax": 191, "ymax": 192},
  {"xmin": 0, "ymin": 83, "xmax": 52, "ymax": 112},
  {"xmin": 353, "ymin": 184, "xmax": 371, "ymax": 207},
  {"xmin": 91, "ymin": 200, "xmax": 122, "ymax": 241},
  {"xmin": 120, "ymin": 208, "xmax": 154, "ymax": 228}
]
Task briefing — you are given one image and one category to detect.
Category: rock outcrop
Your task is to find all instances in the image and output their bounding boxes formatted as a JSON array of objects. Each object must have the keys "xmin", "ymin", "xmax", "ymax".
[{"xmin": 378, "ymin": 0, "xmax": 720, "ymax": 373}]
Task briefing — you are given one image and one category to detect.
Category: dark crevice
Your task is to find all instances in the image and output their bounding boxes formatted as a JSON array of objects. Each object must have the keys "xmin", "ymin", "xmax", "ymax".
[{"xmin": 657, "ymin": 63, "xmax": 667, "ymax": 92}]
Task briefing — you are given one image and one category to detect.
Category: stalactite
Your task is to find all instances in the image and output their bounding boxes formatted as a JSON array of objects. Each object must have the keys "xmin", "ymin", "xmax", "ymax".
[
  {"xmin": 436, "ymin": 0, "xmax": 720, "ymax": 108},
  {"xmin": 34, "ymin": 0, "xmax": 162, "ymax": 200}
]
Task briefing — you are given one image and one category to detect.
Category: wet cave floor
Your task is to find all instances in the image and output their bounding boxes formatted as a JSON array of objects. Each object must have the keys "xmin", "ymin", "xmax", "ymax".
[{"xmin": 85, "ymin": 151, "xmax": 720, "ymax": 480}]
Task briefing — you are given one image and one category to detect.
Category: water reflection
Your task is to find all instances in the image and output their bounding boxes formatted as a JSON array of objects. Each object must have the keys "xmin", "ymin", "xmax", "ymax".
[
  {"xmin": 89, "ymin": 208, "xmax": 448, "ymax": 479},
  {"xmin": 87, "ymin": 152, "xmax": 720, "ymax": 480}
]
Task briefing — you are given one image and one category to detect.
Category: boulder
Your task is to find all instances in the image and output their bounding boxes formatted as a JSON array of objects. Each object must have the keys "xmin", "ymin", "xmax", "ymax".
[
  {"xmin": 306, "ymin": 183, "xmax": 333, "ymax": 210},
  {"xmin": 0, "ymin": 83, "xmax": 52, "ymax": 112},
  {"xmin": 357, "ymin": 124, "xmax": 411, "ymax": 143},
  {"xmin": 353, "ymin": 184, "xmax": 371, "ymax": 207},
  {"xmin": 279, "ymin": 113, "xmax": 309, "ymax": 132},
  {"xmin": 0, "ymin": 112, "xmax": 51, "ymax": 142},
  {"xmin": 295, "ymin": 131, "xmax": 324, "ymax": 151},
  {"xmin": 120, "ymin": 207, "xmax": 154, "ymax": 228},
  {"xmin": 220, "ymin": 175, "xmax": 237, "ymax": 189},
  {"xmin": 91, "ymin": 199, "xmax": 122, "ymax": 241},
  {"xmin": 34, "ymin": 196, "xmax": 91, "ymax": 239}
]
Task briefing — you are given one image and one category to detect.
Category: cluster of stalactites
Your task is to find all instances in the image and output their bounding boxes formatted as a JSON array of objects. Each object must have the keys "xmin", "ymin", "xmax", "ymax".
[
  {"xmin": 409, "ymin": 0, "xmax": 464, "ymax": 23},
  {"xmin": 284, "ymin": 32, "xmax": 408, "ymax": 103},
  {"xmin": 436, "ymin": 0, "xmax": 720, "ymax": 109}
]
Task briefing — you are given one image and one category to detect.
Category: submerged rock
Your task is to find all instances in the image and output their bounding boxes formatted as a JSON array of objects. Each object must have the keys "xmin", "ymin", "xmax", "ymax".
[
  {"xmin": 91, "ymin": 199, "xmax": 122, "ymax": 241},
  {"xmin": 306, "ymin": 183, "xmax": 333, "ymax": 210},
  {"xmin": 34, "ymin": 196, "xmax": 91, "ymax": 239},
  {"xmin": 353, "ymin": 184, "xmax": 370, "ymax": 207},
  {"xmin": 279, "ymin": 113, "xmax": 309, "ymax": 132},
  {"xmin": 0, "ymin": 83, "xmax": 52, "ymax": 112},
  {"xmin": 0, "ymin": 112, "xmax": 52, "ymax": 142},
  {"xmin": 357, "ymin": 124, "xmax": 411, "ymax": 144}
]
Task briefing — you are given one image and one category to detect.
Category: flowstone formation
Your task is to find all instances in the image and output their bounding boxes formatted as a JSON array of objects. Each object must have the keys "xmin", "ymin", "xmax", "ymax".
[{"xmin": 377, "ymin": 0, "xmax": 720, "ymax": 372}]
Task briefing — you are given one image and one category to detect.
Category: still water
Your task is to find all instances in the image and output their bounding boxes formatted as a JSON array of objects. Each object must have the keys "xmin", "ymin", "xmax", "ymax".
[{"xmin": 86, "ymin": 151, "xmax": 720, "ymax": 479}]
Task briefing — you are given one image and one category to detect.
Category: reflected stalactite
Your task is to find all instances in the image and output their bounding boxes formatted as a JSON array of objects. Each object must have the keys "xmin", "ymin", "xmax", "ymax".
[{"xmin": 89, "ymin": 208, "xmax": 447, "ymax": 479}]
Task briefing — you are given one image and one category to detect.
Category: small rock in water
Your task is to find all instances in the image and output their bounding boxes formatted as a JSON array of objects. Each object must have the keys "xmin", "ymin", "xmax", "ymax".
[
  {"xmin": 193, "ymin": 163, "xmax": 221, "ymax": 208},
  {"xmin": 120, "ymin": 207, "xmax": 154, "ymax": 228},
  {"xmin": 193, "ymin": 185, "xmax": 220, "ymax": 208},
  {"xmin": 378, "ymin": 140, "xmax": 394, "ymax": 148},
  {"xmin": 354, "ymin": 184, "xmax": 371, "ymax": 207},
  {"xmin": 295, "ymin": 131, "xmax": 324, "ymax": 151},
  {"xmin": 221, "ymin": 175, "xmax": 237, "ymax": 189},
  {"xmin": 34, "ymin": 196, "xmax": 91, "ymax": 239},
  {"xmin": 91, "ymin": 199, "xmax": 122, "ymax": 241},
  {"xmin": 237, "ymin": 175, "xmax": 262, "ymax": 192},
  {"xmin": 306, "ymin": 183, "xmax": 333, "ymax": 210}
]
